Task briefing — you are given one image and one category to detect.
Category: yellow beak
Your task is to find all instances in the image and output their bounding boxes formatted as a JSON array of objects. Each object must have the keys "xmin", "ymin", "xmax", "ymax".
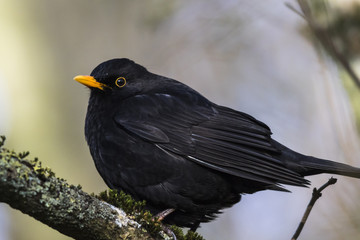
[{"xmin": 74, "ymin": 75, "xmax": 107, "ymax": 90}]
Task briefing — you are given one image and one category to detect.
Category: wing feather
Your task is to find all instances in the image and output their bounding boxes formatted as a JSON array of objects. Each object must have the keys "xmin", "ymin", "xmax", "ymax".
[{"xmin": 114, "ymin": 91, "xmax": 309, "ymax": 188}]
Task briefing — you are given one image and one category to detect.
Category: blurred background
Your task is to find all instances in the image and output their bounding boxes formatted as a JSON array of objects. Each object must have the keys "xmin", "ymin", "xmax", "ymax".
[{"xmin": 1, "ymin": 0, "xmax": 360, "ymax": 239}]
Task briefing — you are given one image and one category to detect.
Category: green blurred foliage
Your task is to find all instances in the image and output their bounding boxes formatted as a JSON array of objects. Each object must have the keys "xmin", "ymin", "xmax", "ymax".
[{"xmin": 308, "ymin": 0, "xmax": 360, "ymax": 132}]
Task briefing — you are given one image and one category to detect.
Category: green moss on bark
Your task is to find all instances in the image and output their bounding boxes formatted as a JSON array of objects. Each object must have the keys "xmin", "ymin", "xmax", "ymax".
[{"xmin": 97, "ymin": 190, "xmax": 205, "ymax": 240}]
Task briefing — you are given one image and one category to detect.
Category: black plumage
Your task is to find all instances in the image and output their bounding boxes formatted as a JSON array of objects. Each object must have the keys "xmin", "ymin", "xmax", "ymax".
[{"xmin": 75, "ymin": 58, "xmax": 360, "ymax": 230}]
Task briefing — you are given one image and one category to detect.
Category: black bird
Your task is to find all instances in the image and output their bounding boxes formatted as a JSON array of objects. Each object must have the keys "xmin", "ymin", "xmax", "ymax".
[{"xmin": 75, "ymin": 58, "xmax": 360, "ymax": 231}]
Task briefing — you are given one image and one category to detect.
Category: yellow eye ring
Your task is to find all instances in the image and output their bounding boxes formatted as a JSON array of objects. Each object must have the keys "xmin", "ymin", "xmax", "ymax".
[{"xmin": 115, "ymin": 77, "xmax": 126, "ymax": 88}]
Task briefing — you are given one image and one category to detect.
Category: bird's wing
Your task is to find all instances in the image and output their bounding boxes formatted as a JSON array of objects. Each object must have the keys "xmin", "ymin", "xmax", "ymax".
[{"xmin": 114, "ymin": 91, "xmax": 307, "ymax": 188}]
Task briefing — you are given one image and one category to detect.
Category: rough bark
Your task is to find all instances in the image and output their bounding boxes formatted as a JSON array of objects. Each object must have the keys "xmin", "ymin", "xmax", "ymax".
[{"xmin": 0, "ymin": 138, "xmax": 155, "ymax": 240}]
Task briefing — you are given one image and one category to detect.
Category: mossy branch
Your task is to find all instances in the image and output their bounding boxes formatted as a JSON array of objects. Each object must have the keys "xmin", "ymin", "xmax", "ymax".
[
  {"xmin": 0, "ymin": 136, "xmax": 204, "ymax": 240},
  {"xmin": 0, "ymin": 136, "xmax": 164, "ymax": 240}
]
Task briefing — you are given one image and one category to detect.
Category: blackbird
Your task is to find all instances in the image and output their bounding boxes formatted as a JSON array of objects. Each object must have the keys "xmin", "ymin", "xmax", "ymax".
[{"xmin": 75, "ymin": 58, "xmax": 360, "ymax": 231}]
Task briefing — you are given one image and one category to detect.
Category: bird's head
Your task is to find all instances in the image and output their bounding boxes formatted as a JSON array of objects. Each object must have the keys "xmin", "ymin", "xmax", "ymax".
[{"xmin": 74, "ymin": 58, "xmax": 149, "ymax": 99}]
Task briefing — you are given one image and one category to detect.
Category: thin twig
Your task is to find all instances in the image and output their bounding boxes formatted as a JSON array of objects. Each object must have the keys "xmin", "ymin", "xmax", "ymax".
[
  {"xmin": 291, "ymin": 177, "xmax": 337, "ymax": 240},
  {"xmin": 284, "ymin": 2, "xmax": 305, "ymax": 19},
  {"xmin": 294, "ymin": 0, "xmax": 360, "ymax": 89}
]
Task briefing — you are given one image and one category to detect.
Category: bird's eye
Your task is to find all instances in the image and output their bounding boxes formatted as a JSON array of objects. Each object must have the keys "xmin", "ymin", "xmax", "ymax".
[{"xmin": 115, "ymin": 77, "xmax": 126, "ymax": 88}]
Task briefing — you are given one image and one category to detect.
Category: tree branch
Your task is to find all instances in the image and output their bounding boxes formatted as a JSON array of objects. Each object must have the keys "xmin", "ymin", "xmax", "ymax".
[
  {"xmin": 291, "ymin": 177, "xmax": 337, "ymax": 240},
  {"xmin": 0, "ymin": 136, "xmax": 156, "ymax": 240}
]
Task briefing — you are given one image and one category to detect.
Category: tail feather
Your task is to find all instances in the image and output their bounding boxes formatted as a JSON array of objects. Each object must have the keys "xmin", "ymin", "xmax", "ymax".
[
  {"xmin": 271, "ymin": 140, "xmax": 360, "ymax": 179},
  {"xmin": 299, "ymin": 156, "xmax": 360, "ymax": 179}
]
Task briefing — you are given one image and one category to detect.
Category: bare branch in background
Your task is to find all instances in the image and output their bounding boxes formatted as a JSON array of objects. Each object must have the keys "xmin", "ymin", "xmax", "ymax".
[
  {"xmin": 293, "ymin": 0, "xmax": 360, "ymax": 89},
  {"xmin": 291, "ymin": 177, "xmax": 337, "ymax": 240}
]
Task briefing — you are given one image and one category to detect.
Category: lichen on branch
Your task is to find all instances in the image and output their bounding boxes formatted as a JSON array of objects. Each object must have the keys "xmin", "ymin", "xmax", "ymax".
[
  {"xmin": 0, "ymin": 136, "xmax": 152, "ymax": 240},
  {"xmin": 0, "ymin": 136, "xmax": 205, "ymax": 240}
]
